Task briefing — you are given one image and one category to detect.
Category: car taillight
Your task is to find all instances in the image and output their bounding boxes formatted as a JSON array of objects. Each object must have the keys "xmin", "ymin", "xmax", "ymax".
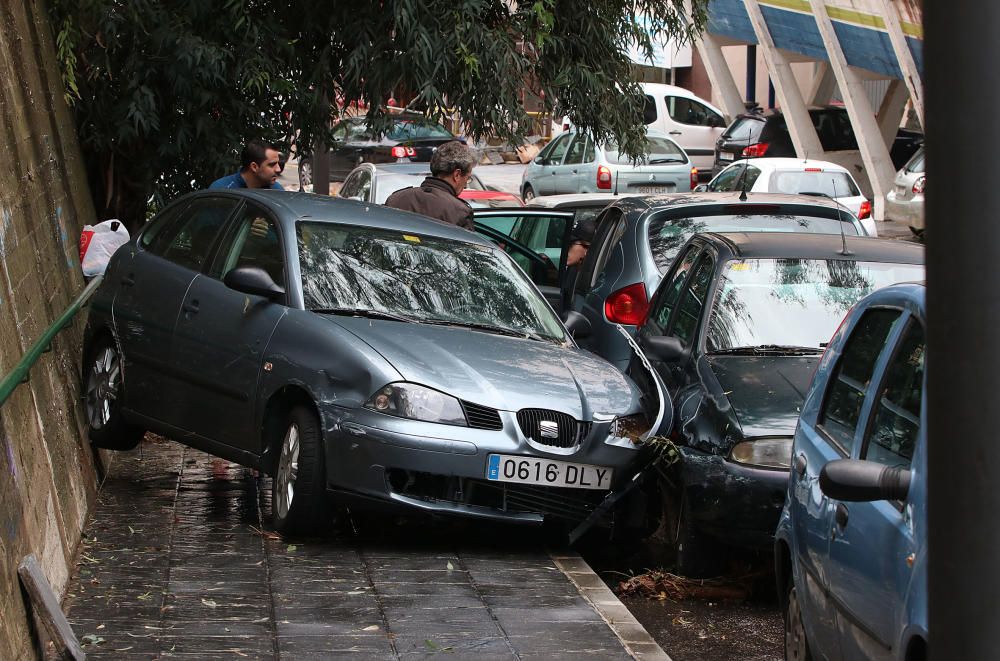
[
  {"xmin": 858, "ymin": 200, "xmax": 872, "ymax": 219},
  {"xmin": 391, "ymin": 146, "xmax": 416, "ymax": 158},
  {"xmin": 605, "ymin": 282, "xmax": 648, "ymax": 326},
  {"xmin": 597, "ymin": 165, "xmax": 613, "ymax": 190},
  {"xmin": 913, "ymin": 176, "xmax": 925, "ymax": 194},
  {"xmin": 742, "ymin": 142, "xmax": 769, "ymax": 157},
  {"xmin": 690, "ymin": 167, "xmax": 698, "ymax": 190}
]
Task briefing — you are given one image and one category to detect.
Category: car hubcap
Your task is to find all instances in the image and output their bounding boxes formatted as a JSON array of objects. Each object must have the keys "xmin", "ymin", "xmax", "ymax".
[
  {"xmin": 299, "ymin": 162, "xmax": 312, "ymax": 188},
  {"xmin": 275, "ymin": 423, "xmax": 300, "ymax": 520},
  {"xmin": 785, "ymin": 586, "xmax": 809, "ymax": 661},
  {"xmin": 85, "ymin": 346, "xmax": 120, "ymax": 430}
]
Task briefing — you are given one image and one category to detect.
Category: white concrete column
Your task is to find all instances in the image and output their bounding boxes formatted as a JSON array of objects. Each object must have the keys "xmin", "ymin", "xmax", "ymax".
[
  {"xmin": 877, "ymin": 0, "xmax": 924, "ymax": 129},
  {"xmin": 693, "ymin": 33, "xmax": 746, "ymax": 122},
  {"xmin": 808, "ymin": 0, "xmax": 898, "ymax": 221},
  {"xmin": 744, "ymin": 0, "xmax": 824, "ymax": 157},
  {"xmin": 808, "ymin": 62, "xmax": 837, "ymax": 106},
  {"xmin": 877, "ymin": 79, "xmax": 909, "ymax": 147}
]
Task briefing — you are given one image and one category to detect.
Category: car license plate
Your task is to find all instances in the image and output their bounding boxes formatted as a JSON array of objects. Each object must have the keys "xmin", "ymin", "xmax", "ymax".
[
  {"xmin": 634, "ymin": 185, "xmax": 671, "ymax": 194},
  {"xmin": 719, "ymin": 152, "xmax": 734, "ymax": 161},
  {"xmin": 486, "ymin": 454, "xmax": 613, "ymax": 490}
]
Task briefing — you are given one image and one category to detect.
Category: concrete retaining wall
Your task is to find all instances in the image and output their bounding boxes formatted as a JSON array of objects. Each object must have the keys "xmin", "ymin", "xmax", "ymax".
[{"xmin": 0, "ymin": 1, "xmax": 101, "ymax": 658}]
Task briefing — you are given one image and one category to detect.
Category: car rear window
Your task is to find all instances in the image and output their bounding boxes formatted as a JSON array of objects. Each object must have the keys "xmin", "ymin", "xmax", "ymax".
[
  {"xmin": 722, "ymin": 117, "xmax": 764, "ymax": 142},
  {"xmin": 385, "ymin": 121, "xmax": 454, "ymax": 141},
  {"xmin": 768, "ymin": 170, "xmax": 861, "ymax": 197},
  {"xmin": 646, "ymin": 208, "xmax": 862, "ymax": 273},
  {"xmin": 603, "ymin": 137, "xmax": 686, "ymax": 165},
  {"xmin": 905, "ymin": 148, "xmax": 925, "ymax": 173}
]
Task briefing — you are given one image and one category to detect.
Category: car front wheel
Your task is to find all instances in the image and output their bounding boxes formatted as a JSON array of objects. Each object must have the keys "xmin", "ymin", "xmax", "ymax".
[
  {"xmin": 298, "ymin": 158, "xmax": 313, "ymax": 190},
  {"xmin": 272, "ymin": 405, "xmax": 332, "ymax": 535},
  {"xmin": 784, "ymin": 583, "xmax": 813, "ymax": 661},
  {"xmin": 84, "ymin": 337, "xmax": 144, "ymax": 450},
  {"xmin": 522, "ymin": 184, "xmax": 535, "ymax": 201}
]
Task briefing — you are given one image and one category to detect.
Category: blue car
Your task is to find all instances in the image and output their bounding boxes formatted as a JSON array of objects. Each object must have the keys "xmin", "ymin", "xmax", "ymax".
[{"xmin": 775, "ymin": 282, "xmax": 927, "ymax": 661}]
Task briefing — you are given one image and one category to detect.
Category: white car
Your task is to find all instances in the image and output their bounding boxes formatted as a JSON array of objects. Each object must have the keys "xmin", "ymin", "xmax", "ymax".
[
  {"xmin": 700, "ymin": 157, "xmax": 876, "ymax": 236},
  {"xmin": 885, "ymin": 146, "xmax": 925, "ymax": 235}
]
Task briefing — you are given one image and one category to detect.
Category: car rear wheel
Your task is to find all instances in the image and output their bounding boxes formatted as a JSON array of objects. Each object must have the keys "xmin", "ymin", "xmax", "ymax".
[
  {"xmin": 84, "ymin": 337, "xmax": 145, "ymax": 451},
  {"xmin": 272, "ymin": 405, "xmax": 332, "ymax": 535},
  {"xmin": 298, "ymin": 157, "xmax": 312, "ymax": 190},
  {"xmin": 784, "ymin": 583, "xmax": 813, "ymax": 661},
  {"xmin": 522, "ymin": 184, "xmax": 535, "ymax": 201}
]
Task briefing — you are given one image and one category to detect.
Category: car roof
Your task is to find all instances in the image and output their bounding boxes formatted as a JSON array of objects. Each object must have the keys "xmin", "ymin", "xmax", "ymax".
[
  {"xmin": 526, "ymin": 193, "xmax": 645, "ymax": 209},
  {"xmin": 720, "ymin": 158, "xmax": 852, "ymax": 174},
  {"xmin": 204, "ymin": 189, "xmax": 489, "ymax": 245},
  {"xmin": 626, "ymin": 191, "xmax": 856, "ymax": 213},
  {"xmin": 700, "ymin": 232, "xmax": 925, "ymax": 263}
]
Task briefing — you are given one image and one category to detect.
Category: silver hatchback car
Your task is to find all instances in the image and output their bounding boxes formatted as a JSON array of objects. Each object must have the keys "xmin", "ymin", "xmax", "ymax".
[
  {"xmin": 521, "ymin": 129, "xmax": 697, "ymax": 200},
  {"xmin": 885, "ymin": 146, "xmax": 925, "ymax": 235}
]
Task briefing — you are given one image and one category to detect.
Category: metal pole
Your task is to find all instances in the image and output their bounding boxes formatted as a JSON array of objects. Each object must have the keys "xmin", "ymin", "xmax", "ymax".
[
  {"xmin": 926, "ymin": 1, "xmax": 1000, "ymax": 658},
  {"xmin": 746, "ymin": 45, "xmax": 756, "ymax": 104}
]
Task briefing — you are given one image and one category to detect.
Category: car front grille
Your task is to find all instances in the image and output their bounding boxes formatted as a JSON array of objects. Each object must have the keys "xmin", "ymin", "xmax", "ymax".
[
  {"xmin": 516, "ymin": 409, "xmax": 590, "ymax": 448},
  {"xmin": 461, "ymin": 400, "xmax": 503, "ymax": 431}
]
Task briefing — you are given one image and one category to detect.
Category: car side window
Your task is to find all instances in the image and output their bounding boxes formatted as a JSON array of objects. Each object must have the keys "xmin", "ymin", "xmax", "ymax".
[
  {"xmin": 144, "ymin": 197, "xmax": 239, "ymax": 271},
  {"xmin": 563, "ymin": 135, "xmax": 588, "ymax": 165},
  {"xmin": 545, "ymin": 134, "xmax": 572, "ymax": 165},
  {"xmin": 648, "ymin": 246, "xmax": 699, "ymax": 333},
  {"xmin": 138, "ymin": 200, "xmax": 191, "ymax": 251},
  {"xmin": 510, "ymin": 216, "xmax": 569, "ymax": 268},
  {"xmin": 741, "ymin": 165, "xmax": 763, "ymax": 190},
  {"xmin": 670, "ymin": 253, "xmax": 715, "ymax": 346},
  {"xmin": 709, "ymin": 165, "xmax": 744, "ymax": 192},
  {"xmin": 211, "ymin": 205, "xmax": 285, "ymax": 287},
  {"xmin": 642, "ymin": 95, "xmax": 657, "ymax": 124},
  {"xmin": 819, "ymin": 308, "xmax": 902, "ymax": 455},
  {"xmin": 583, "ymin": 137, "xmax": 596, "ymax": 163},
  {"xmin": 666, "ymin": 96, "xmax": 720, "ymax": 127},
  {"xmin": 577, "ymin": 208, "xmax": 626, "ymax": 294},
  {"xmin": 862, "ymin": 319, "xmax": 924, "ymax": 469},
  {"xmin": 340, "ymin": 170, "xmax": 371, "ymax": 201}
]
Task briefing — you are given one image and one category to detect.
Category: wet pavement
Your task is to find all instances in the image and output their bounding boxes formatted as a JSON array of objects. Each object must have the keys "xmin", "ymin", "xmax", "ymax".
[{"xmin": 62, "ymin": 436, "xmax": 666, "ymax": 660}]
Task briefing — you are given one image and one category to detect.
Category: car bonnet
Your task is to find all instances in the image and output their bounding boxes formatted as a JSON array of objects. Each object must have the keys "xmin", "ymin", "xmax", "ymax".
[{"xmin": 327, "ymin": 317, "xmax": 639, "ymax": 418}]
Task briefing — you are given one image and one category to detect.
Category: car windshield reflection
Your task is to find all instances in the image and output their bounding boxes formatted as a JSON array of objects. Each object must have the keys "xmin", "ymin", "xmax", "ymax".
[
  {"xmin": 297, "ymin": 223, "xmax": 567, "ymax": 342},
  {"xmin": 707, "ymin": 258, "xmax": 925, "ymax": 353}
]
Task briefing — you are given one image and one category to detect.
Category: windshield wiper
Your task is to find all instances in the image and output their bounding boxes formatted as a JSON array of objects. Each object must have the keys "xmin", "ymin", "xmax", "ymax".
[
  {"xmin": 711, "ymin": 344, "xmax": 823, "ymax": 356},
  {"xmin": 648, "ymin": 158, "xmax": 686, "ymax": 164},
  {"xmin": 311, "ymin": 308, "xmax": 419, "ymax": 324},
  {"xmin": 422, "ymin": 318, "xmax": 549, "ymax": 342}
]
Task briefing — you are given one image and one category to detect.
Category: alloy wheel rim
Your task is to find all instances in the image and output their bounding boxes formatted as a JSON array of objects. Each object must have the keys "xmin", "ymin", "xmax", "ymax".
[
  {"xmin": 275, "ymin": 423, "xmax": 300, "ymax": 520},
  {"xmin": 85, "ymin": 346, "xmax": 120, "ymax": 430},
  {"xmin": 785, "ymin": 586, "xmax": 808, "ymax": 661},
  {"xmin": 299, "ymin": 162, "xmax": 312, "ymax": 187}
]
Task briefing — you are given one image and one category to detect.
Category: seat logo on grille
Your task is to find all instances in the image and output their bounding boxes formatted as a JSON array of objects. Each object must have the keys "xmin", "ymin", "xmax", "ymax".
[{"xmin": 539, "ymin": 420, "xmax": 559, "ymax": 438}]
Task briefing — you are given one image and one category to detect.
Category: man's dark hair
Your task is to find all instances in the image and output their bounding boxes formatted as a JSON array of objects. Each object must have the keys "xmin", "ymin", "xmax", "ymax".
[
  {"xmin": 430, "ymin": 141, "xmax": 477, "ymax": 178},
  {"xmin": 240, "ymin": 140, "xmax": 278, "ymax": 170}
]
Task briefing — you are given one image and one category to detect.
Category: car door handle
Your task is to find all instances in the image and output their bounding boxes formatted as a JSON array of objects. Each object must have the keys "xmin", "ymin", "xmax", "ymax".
[
  {"xmin": 182, "ymin": 299, "xmax": 200, "ymax": 314},
  {"xmin": 794, "ymin": 453, "xmax": 807, "ymax": 478},
  {"xmin": 669, "ymin": 130, "xmax": 683, "ymax": 135},
  {"xmin": 121, "ymin": 273, "xmax": 135, "ymax": 287},
  {"xmin": 835, "ymin": 503, "xmax": 849, "ymax": 529}
]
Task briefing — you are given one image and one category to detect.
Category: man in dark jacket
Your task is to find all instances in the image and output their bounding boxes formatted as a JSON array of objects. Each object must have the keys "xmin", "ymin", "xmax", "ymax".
[{"xmin": 385, "ymin": 141, "xmax": 476, "ymax": 229}]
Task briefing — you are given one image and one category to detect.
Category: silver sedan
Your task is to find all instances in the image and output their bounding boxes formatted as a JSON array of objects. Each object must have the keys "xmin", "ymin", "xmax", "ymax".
[{"xmin": 885, "ymin": 146, "xmax": 925, "ymax": 234}]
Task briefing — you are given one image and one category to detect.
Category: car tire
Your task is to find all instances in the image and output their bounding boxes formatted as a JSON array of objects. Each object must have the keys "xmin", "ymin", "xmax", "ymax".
[
  {"xmin": 672, "ymin": 493, "xmax": 726, "ymax": 578},
  {"xmin": 522, "ymin": 184, "xmax": 535, "ymax": 201},
  {"xmin": 272, "ymin": 405, "xmax": 332, "ymax": 536},
  {"xmin": 84, "ymin": 337, "xmax": 145, "ymax": 451},
  {"xmin": 784, "ymin": 582, "xmax": 813, "ymax": 661},
  {"xmin": 298, "ymin": 157, "xmax": 312, "ymax": 190}
]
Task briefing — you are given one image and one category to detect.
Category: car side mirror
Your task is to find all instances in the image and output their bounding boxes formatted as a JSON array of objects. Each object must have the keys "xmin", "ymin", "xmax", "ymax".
[
  {"xmin": 224, "ymin": 266, "xmax": 286, "ymax": 303},
  {"xmin": 819, "ymin": 459, "xmax": 911, "ymax": 502},
  {"xmin": 533, "ymin": 156, "xmax": 547, "ymax": 166},
  {"xmin": 561, "ymin": 310, "xmax": 592, "ymax": 339},
  {"xmin": 693, "ymin": 184, "xmax": 709, "ymax": 193},
  {"xmin": 640, "ymin": 335, "xmax": 686, "ymax": 362}
]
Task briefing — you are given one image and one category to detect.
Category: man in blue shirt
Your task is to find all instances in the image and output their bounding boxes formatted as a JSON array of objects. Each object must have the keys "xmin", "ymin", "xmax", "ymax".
[{"xmin": 210, "ymin": 140, "xmax": 285, "ymax": 190}]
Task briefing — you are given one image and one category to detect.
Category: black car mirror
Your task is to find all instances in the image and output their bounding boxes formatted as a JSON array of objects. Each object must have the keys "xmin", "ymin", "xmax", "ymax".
[
  {"xmin": 819, "ymin": 459, "xmax": 911, "ymax": 502},
  {"xmin": 224, "ymin": 266, "xmax": 286, "ymax": 303},
  {"xmin": 640, "ymin": 335, "xmax": 686, "ymax": 362},
  {"xmin": 561, "ymin": 310, "xmax": 592, "ymax": 339}
]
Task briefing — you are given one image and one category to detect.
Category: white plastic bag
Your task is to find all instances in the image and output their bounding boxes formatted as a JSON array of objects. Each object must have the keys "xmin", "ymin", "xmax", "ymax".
[{"xmin": 80, "ymin": 219, "xmax": 130, "ymax": 277}]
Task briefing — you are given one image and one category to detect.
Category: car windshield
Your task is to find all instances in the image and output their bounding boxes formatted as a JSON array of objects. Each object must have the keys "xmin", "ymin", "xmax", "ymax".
[
  {"xmin": 297, "ymin": 223, "xmax": 566, "ymax": 341},
  {"xmin": 706, "ymin": 258, "xmax": 925, "ymax": 352},
  {"xmin": 768, "ymin": 171, "xmax": 861, "ymax": 197},
  {"xmin": 647, "ymin": 212, "xmax": 863, "ymax": 273},
  {"xmin": 604, "ymin": 136, "xmax": 686, "ymax": 165},
  {"xmin": 385, "ymin": 120, "xmax": 454, "ymax": 141}
]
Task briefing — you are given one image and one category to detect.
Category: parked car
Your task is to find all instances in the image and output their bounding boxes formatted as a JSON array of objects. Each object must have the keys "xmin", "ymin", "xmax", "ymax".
[
  {"xmin": 526, "ymin": 192, "xmax": 643, "ymax": 225},
  {"xmin": 775, "ymin": 282, "xmax": 926, "ymax": 660},
  {"xmin": 82, "ymin": 190, "xmax": 655, "ymax": 534},
  {"xmin": 298, "ymin": 115, "xmax": 461, "ymax": 187},
  {"xmin": 338, "ymin": 163, "xmax": 524, "ymax": 208},
  {"xmin": 570, "ymin": 192, "xmax": 869, "ymax": 371},
  {"xmin": 629, "ymin": 233, "xmax": 925, "ymax": 577},
  {"xmin": 885, "ymin": 146, "xmax": 925, "ymax": 236},
  {"xmin": 521, "ymin": 129, "xmax": 696, "ymax": 200},
  {"xmin": 712, "ymin": 107, "xmax": 923, "ymax": 176},
  {"xmin": 699, "ymin": 158, "xmax": 875, "ymax": 235}
]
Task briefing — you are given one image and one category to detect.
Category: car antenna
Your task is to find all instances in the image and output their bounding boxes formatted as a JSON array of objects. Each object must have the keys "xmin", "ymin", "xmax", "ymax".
[
  {"xmin": 614, "ymin": 169, "xmax": 620, "ymax": 196},
  {"xmin": 831, "ymin": 176, "xmax": 853, "ymax": 256},
  {"xmin": 738, "ymin": 128, "xmax": 751, "ymax": 201}
]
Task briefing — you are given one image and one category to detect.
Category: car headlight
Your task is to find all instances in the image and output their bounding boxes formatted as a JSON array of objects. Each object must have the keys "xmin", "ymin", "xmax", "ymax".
[
  {"xmin": 364, "ymin": 382, "xmax": 467, "ymax": 426},
  {"xmin": 609, "ymin": 413, "xmax": 651, "ymax": 444},
  {"xmin": 730, "ymin": 437, "xmax": 792, "ymax": 470}
]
